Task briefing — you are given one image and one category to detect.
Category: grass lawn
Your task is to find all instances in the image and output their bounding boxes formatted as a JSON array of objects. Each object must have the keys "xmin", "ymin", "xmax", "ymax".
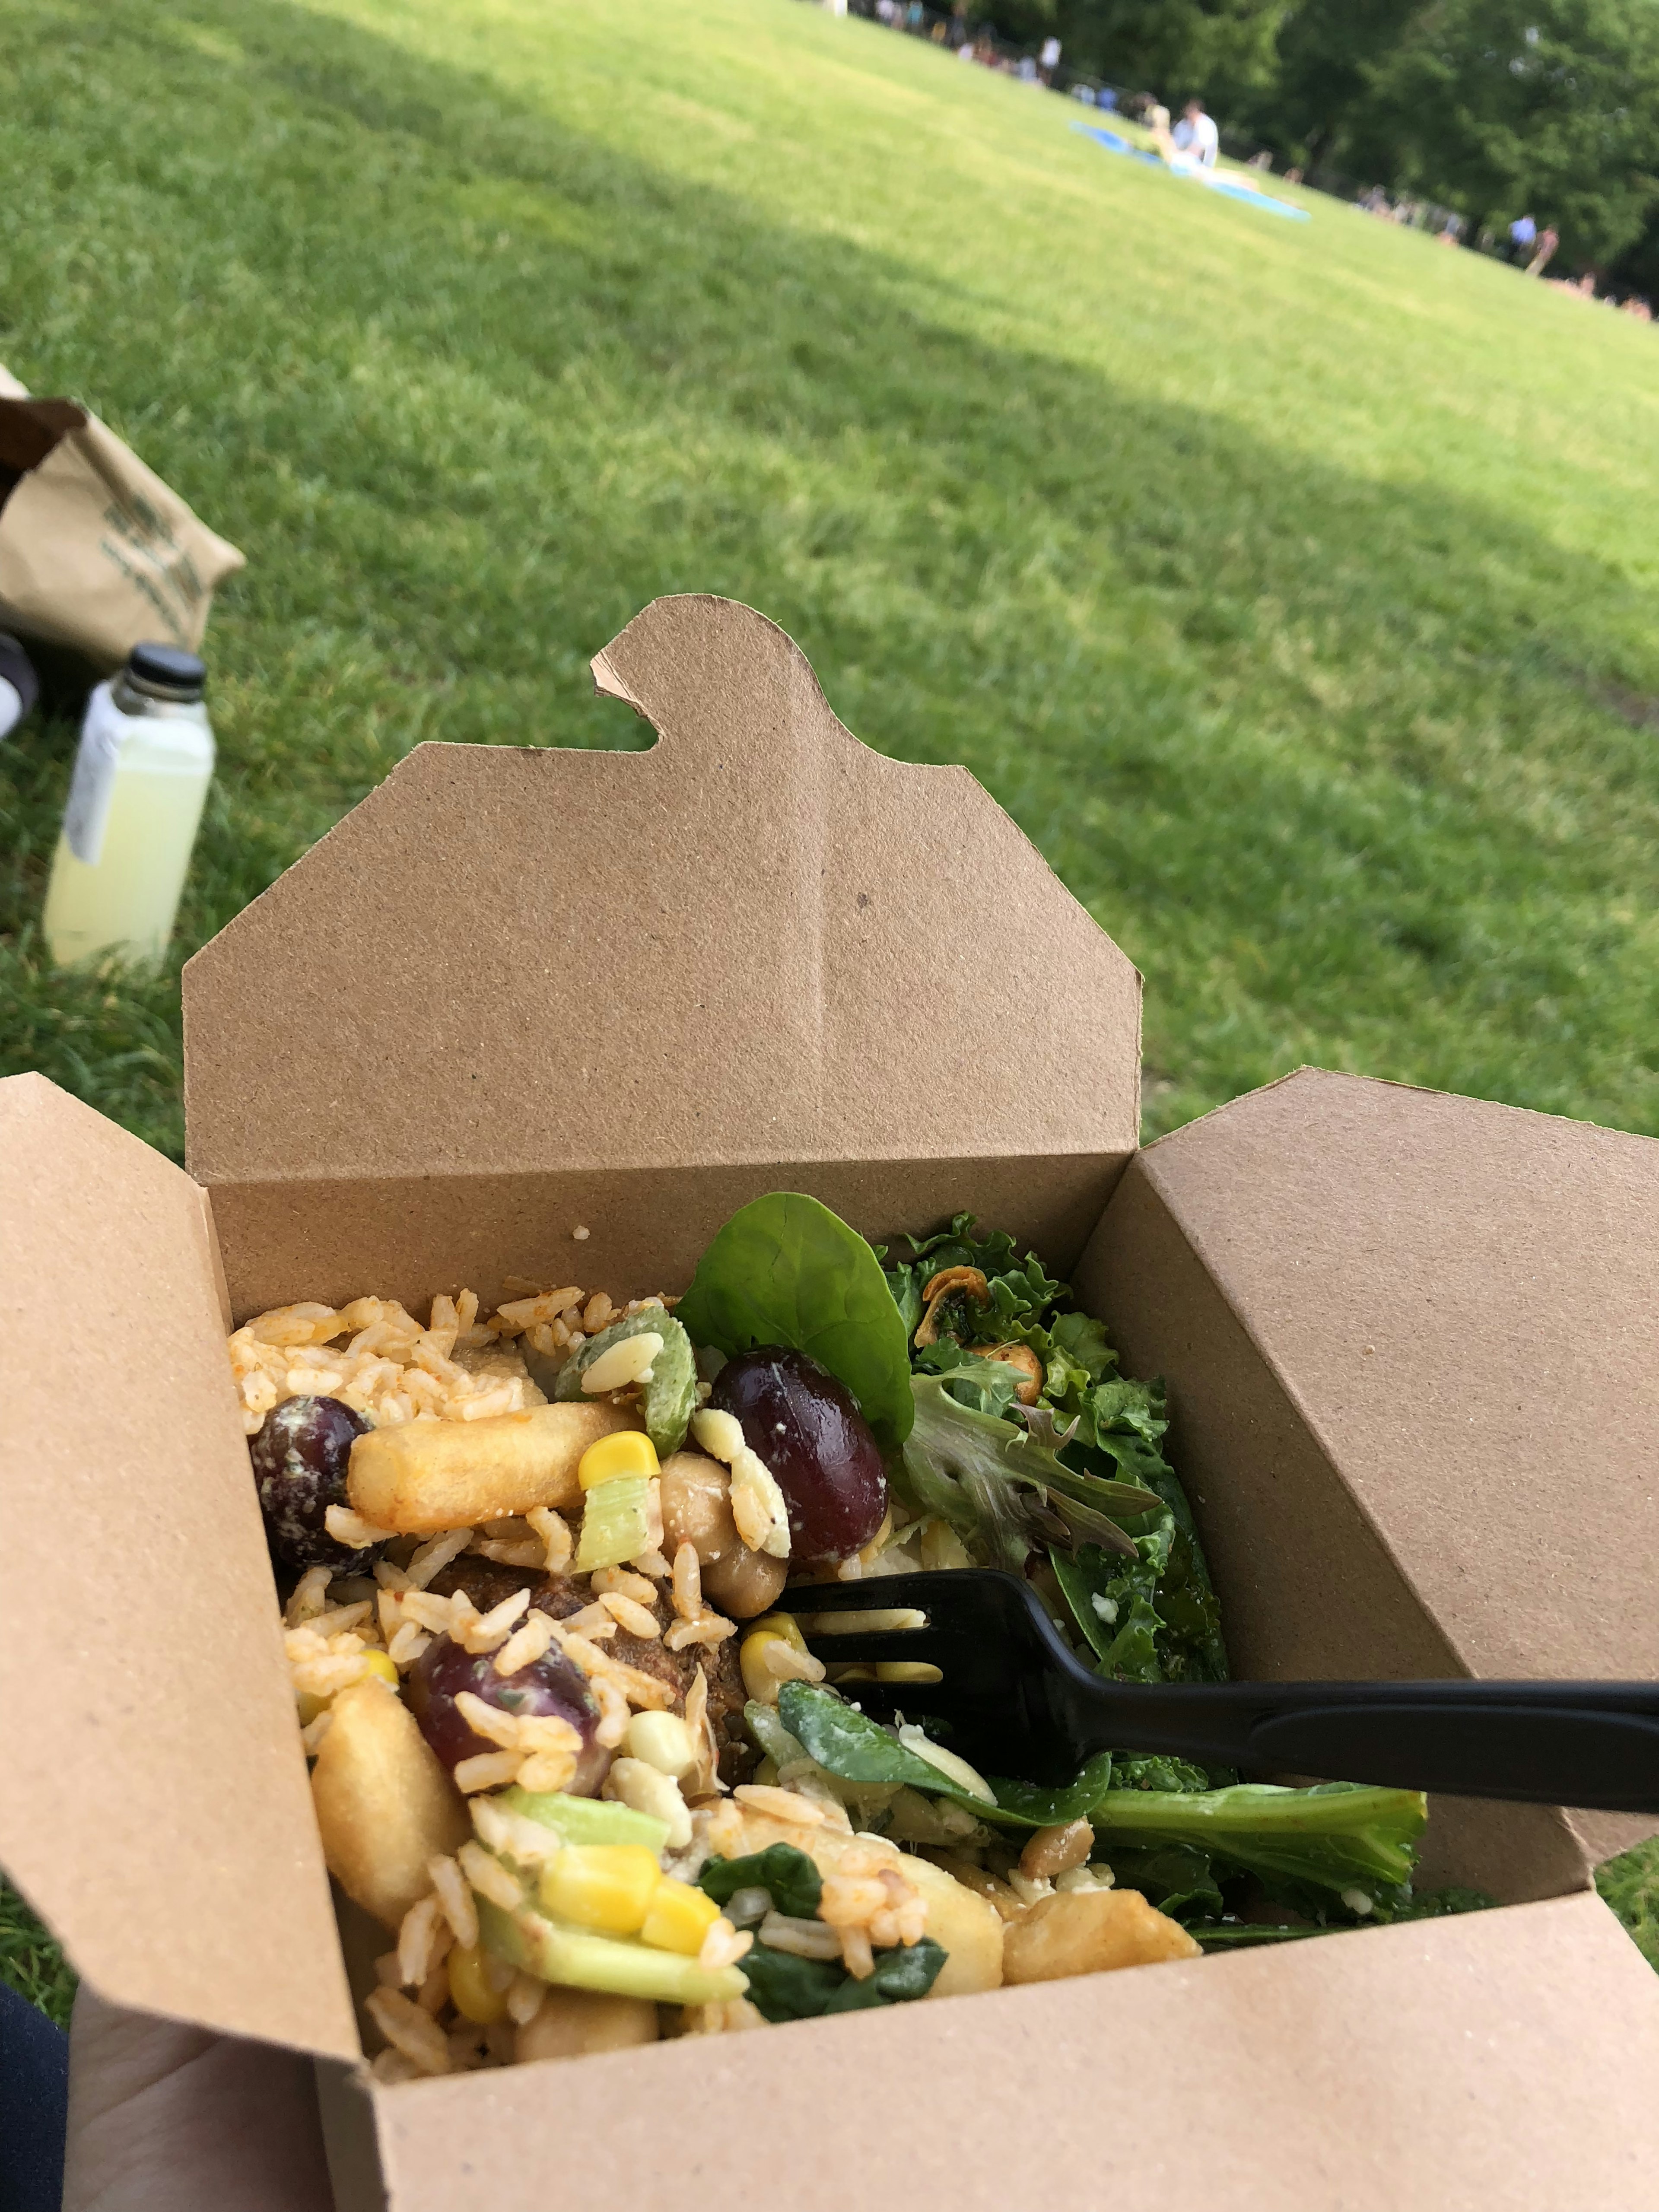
[{"xmin": 3, "ymin": 0, "xmax": 1658, "ymax": 2001}]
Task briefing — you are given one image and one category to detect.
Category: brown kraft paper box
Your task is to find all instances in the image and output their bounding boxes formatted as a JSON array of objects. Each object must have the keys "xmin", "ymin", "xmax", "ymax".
[
  {"xmin": 0, "ymin": 359, "xmax": 244, "ymax": 669},
  {"xmin": 3, "ymin": 594, "xmax": 1659, "ymax": 2211}
]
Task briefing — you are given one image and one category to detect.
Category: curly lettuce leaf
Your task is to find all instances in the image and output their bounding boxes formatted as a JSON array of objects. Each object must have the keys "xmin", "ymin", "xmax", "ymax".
[
  {"xmin": 897, "ymin": 1375, "xmax": 1160, "ymax": 1570},
  {"xmin": 677, "ymin": 1193, "xmax": 914, "ymax": 1443}
]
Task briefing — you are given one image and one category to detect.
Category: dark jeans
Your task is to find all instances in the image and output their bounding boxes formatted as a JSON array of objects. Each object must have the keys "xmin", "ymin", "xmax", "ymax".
[{"xmin": 0, "ymin": 1983, "xmax": 69, "ymax": 2212}]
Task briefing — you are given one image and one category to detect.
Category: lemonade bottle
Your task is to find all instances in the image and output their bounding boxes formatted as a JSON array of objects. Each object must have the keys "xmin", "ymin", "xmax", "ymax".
[{"xmin": 43, "ymin": 642, "xmax": 215, "ymax": 967}]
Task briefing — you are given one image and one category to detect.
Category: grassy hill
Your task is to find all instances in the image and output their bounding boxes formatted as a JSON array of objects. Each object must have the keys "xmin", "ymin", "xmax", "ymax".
[{"xmin": 2, "ymin": 0, "xmax": 1658, "ymax": 1988}]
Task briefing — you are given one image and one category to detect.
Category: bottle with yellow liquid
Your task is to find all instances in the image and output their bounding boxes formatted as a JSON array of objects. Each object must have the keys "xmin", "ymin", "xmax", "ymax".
[{"xmin": 43, "ymin": 642, "xmax": 214, "ymax": 967}]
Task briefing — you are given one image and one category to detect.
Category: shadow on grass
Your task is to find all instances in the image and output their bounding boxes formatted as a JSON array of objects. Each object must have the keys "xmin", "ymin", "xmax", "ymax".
[{"xmin": 3, "ymin": 0, "xmax": 1659, "ymax": 1160}]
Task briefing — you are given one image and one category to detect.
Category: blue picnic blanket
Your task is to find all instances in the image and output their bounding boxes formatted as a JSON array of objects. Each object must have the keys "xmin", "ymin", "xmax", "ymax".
[{"xmin": 1072, "ymin": 124, "xmax": 1312, "ymax": 221}]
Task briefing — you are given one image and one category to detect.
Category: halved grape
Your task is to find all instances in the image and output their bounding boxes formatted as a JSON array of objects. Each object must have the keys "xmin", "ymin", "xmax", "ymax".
[
  {"xmin": 709, "ymin": 1348, "xmax": 887, "ymax": 1563},
  {"xmin": 407, "ymin": 1634, "xmax": 610, "ymax": 1796},
  {"xmin": 250, "ymin": 1394, "xmax": 375, "ymax": 1569}
]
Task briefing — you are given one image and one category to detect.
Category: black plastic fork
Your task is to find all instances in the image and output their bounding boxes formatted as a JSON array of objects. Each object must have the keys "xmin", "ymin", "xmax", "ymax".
[{"xmin": 787, "ymin": 1569, "xmax": 1659, "ymax": 1813}]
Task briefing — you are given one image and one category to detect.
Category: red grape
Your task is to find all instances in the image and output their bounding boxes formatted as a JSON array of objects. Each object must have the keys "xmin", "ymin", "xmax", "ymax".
[
  {"xmin": 709, "ymin": 1348, "xmax": 887, "ymax": 1562},
  {"xmin": 250, "ymin": 1394, "xmax": 375, "ymax": 1570},
  {"xmin": 407, "ymin": 1635, "xmax": 610, "ymax": 1796}
]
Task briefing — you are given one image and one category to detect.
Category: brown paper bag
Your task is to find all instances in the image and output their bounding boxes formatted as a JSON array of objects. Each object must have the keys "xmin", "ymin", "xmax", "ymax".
[{"xmin": 0, "ymin": 360, "xmax": 244, "ymax": 669}]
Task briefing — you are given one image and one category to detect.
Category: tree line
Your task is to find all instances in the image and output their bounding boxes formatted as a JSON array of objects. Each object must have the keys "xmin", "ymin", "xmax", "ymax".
[{"xmin": 987, "ymin": 0, "xmax": 1659, "ymax": 292}]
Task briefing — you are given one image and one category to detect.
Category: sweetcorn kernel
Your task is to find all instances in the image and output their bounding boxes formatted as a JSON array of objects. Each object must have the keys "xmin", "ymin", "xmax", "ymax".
[
  {"xmin": 447, "ymin": 1942, "xmax": 509, "ymax": 2024},
  {"xmin": 577, "ymin": 1431, "xmax": 661, "ymax": 1491},
  {"xmin": 361, "ymin": 1652, "xmax": 401, "ymax": 1688},
  {"xmin": 623, "ymin": 1711, "xmax": 696, "ymax": 1779},
  {"xmin": 538, "ymin": 1845, "xmax": 662, "ymax": 1936},
  {"xmin": 639, "ymin": 1878, "xmax": 722, "ymax": 1957},
  {"xmin": 739, "ymin": 1614, "xmax": 808, "ymax": 1705}
]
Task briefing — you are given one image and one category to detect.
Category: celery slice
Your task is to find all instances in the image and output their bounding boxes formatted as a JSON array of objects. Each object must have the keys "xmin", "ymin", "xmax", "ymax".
[
  {"xmin": 502, "ymin": 1786, "xmax": 670, "ymax": 1855},
  {"xmin": 575, "ymin": 1473, "xmax": 653, "ymax": 1572},
  {"xmin": 477, "ymin": 1897, "xmax": 746, "ymax": 2006}
]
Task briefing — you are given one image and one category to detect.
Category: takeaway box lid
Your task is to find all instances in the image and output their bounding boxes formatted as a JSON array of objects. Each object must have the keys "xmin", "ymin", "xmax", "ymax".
[
  {"xmin": 1080, "ymin": 1066, "xmax": 1659, "ymax": 1886},
  {"xmin": 0, "ymin": 1074, "xmax": 357, "ymax": 2056},
  {"xmin": 181, "ymin": 594, "xmax": 1143, "ymax": 1319}
]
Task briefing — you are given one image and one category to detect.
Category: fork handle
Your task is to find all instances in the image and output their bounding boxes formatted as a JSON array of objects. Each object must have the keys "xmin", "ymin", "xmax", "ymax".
[{"xmin": 1079, "ymin": 1679, "xmax": 1659, "ymax": 1812}]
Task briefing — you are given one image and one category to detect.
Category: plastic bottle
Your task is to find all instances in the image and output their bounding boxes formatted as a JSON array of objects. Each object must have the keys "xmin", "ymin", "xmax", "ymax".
[{"xmin": 43, "ymin": 642, "xmax": 215, "ymax": 967}]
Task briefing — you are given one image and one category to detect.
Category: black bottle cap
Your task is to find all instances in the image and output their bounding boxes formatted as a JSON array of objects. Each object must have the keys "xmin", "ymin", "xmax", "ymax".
[{"xmin": 127, "ymin": 642, "xmax": 206, "ymax": 697}]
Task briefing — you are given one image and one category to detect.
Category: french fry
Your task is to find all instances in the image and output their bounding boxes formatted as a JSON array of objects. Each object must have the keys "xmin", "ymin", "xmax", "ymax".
[{"xmin": 347, "ymin": 1402, "xmax": 640, "ymax": 1534}]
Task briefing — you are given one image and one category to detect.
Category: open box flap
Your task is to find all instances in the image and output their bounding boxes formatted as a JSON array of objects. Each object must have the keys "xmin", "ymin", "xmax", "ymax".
[
  {"xmin": 0, "ymin": 1075, "xmax": 357, "ymax": 2057},
  {"xmin": 183, "ymin": 594, "xmax": 1140, "ymax": 1193},
  {"xmin": 367, "ymin": 1894, "xmax": 1659, "ymax": 2212},
  {"xmin": 1082, "ymin": 1066, "xmax": 1659, "ymax": 1876}
]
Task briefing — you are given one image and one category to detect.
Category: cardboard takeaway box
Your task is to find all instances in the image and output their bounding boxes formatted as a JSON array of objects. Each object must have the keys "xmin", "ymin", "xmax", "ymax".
[{"xmin": 5, "ymin": 593, "xmax": 1659, "ymax": 2210}]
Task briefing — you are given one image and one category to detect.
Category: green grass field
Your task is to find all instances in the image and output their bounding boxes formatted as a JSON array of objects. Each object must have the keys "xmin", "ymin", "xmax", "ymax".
[{"xmin": 3, "ymin": 0, "xmax": 1658, "ymax": 2007}]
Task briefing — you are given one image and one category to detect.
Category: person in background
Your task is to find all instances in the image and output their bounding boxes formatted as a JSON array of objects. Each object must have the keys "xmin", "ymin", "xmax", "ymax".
[
  {"xmin": 1039, "ymin": 33, "xmax": 1061, "ymax": 83},
  {"xmin": 1508, "ymin": 213, "xmax": 1537, "ymax": 264},
  {"xmin": 1170, "ymin": 97, "xmax": 1219, "ymax": 168},
  {"xmin": 1526, "ymin": 224, "xmax": 1559, "ymax": 276}
]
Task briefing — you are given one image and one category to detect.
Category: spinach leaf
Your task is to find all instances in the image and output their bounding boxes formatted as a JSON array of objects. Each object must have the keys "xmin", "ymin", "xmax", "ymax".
[
  {"xmin": 677, "ymin": 1194, "xmax": 914, "ymax": 1443},
  {"xmin": 738, "ymin": 1938, "xmax": 947, "ymax": 2023},
  {"xmin": 1185, "ymin": 1920, "xmax": 1319, "ymax": 1948},
  {"xmin": 823, "ymin": 1938, "xmax": 946, "ymax": 2011},
  {"xmin": 1101, "ymin": 1843, "xmax": 1225, "ymax": 1919},
  {"xmin": 738, "ymin": 1945, "xmax": 848, "ymax": 2022},
  {"xmin": 778, "ymin": 1683, "xmax": 1114, "ymax": 1828},
  {"xmin": 778, "ymin": 1682, "xmax": 975, "ymax": 1796},
  {"xmin": 550, "ymin": 1306, "xmax": 696, "ymax": 1459},
  {"xmin": 985, "ymin": 1754, "xmax": 1118, "ymax": 1827},
  {"xmin": 699, "ymin": 1845, "xmax": 823, "ymax": 1921}
]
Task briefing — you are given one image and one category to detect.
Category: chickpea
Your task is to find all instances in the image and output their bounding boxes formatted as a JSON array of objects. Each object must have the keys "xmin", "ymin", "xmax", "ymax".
[
  {"xmin": 658, "ymin": 1450, "xmax": 737, "ymax": 1564},
  {"xmin": 515, "ymin": 1986, "xmax": 658, "ymax": 2064},
  {"xmin": 1018, "ymin": 1818, "xmax": 1095, "ymax": 1882},
  {"xmin": 702, "ymin": 1544, "xmax": 789, "ymax": 1619}
]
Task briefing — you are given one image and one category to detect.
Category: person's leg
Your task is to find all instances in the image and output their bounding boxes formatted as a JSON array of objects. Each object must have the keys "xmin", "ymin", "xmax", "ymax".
[
  {"xmin": 61, "ymin": 1988, "xmax": 333, "ymax": 2212},
  {"xmin": 0, "ymin": 1982, "xmax": 69, "ymax": 2212}
]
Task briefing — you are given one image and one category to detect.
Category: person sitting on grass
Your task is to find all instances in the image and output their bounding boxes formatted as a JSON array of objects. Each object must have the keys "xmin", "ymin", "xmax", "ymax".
[{"xmin": 1169, "ymin": 97, "xmax": 1218, "ymax": 169}]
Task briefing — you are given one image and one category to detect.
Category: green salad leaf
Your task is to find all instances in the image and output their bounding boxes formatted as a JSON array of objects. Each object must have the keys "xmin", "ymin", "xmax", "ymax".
[
  {"xmin": 882, "ymin": 1214, "xmax": 1067, "ymax": 1341},
  {"xmin": 777, "ymin": 1683, "xmax": 1115, "ymax": 1828},
  {"xmin": 898, "ymin": 1375, "xmax": 1160, "ymax": 1569},
  {"xmin": 698, "ymin": 1844, "xmax": 823, "ymax": 1921},
  {"xmin": 677, "ymin": 1194, "xmax": 914, "ymax": 1443},
  {"xmin": 1091, "ymin": 1780, "xmax": 1428, "ymax": 1909}
]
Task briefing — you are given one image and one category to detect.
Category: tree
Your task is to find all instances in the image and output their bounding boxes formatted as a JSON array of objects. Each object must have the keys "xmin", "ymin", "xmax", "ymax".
[
  {"xmin": 1045, "ymin": 0, "xmax": 1289, "ymax": 113},
  {"xmin": 1361, "ymin": 0, "xmax": 1659, "ymax": 262}
]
